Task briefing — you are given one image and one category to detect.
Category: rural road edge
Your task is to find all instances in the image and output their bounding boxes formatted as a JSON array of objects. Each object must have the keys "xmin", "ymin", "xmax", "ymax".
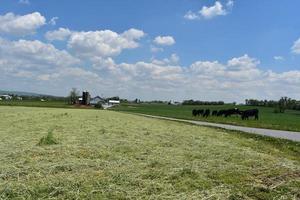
[{"xmin": 136, "ymin": 114, "xmax": 300, "ymax": 142}]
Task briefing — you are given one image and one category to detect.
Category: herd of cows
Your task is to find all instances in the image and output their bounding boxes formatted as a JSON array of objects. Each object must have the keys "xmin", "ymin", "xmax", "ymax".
[{"xmin": 192, "ymin": 108, "xmax": 259, "ymax": 120}]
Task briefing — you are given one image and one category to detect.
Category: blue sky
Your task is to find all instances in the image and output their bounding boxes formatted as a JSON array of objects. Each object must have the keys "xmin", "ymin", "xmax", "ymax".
[{"xmin": 0, "ymin": 0, "xmax": 300, "ymax": 101}]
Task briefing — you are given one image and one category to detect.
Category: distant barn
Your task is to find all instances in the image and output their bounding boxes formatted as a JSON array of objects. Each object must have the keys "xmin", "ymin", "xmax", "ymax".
[{"xmin": 90, "ymin": 96, "xmax": 105, "ymax": 105}]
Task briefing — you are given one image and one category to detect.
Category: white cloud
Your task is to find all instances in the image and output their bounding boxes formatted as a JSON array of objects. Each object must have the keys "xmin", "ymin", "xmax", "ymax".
[
  {"xmin": 1, "ymin": 42, "xmax": 300, "ymax": 101},
  {"xmin": 0, "ymin": 12, "xmax": 46, "ymax": 35},
  {"xmin": 227, "ymin": 54, "xmax": 260, "ymax": 70},
  {"xmin": 153, "ymin": 36, "xmax": 175, "ymax": 46},
  {"xmin": 45, "ymin": 28, "xmax": 72, "ymax": 41},
  {"xmin": 273, "ymin": 56, "xmax": 284, "ymax": 61},
  {"xmin": 0, "ymin": 37, "xmax": 79, "ymax": 70},
  {"xmin": 49, "ymin": 17, "xmax": 59, "ymax": 26},
  {"xmin": 200, "ymin": 1, "xmax": 227, "ymax": 19},
  {"xmin": 121, "ymin": 28, "xmax": 145, "ymax": 40},
  {"xmin": 37, "ymin": 67, "xmax": 100, "ymax": 81},
  {"xmin": 184, "ymin": 11, "xmax": 200, "ymax": 20},
  {"xmin": 18, "ymin": 0, "xmax": 30, "ymax": 5},
  {"xmin": 68, "ymin": 29, "xmax": 145, "ymax": 59},
  {"xmin": 291, "ymin": 38, "xmax": 300, "ymax": 54},
  {"xmin": 184, "ymin": 1, "xmax": 233, "ymax": 20}
]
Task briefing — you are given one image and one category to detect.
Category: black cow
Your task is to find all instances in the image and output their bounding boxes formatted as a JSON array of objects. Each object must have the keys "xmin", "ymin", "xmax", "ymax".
[
  {"xmin": 217, "ymin": 110, "xmax": 226, "ymax": 116},
  {"xmin": 241, "ymin": 109, "xmax": 259, "ymax": 120},
  {"xmin": 212, "ymin": 110, "xmax": 218, "ymax": 116},
  {"xmin": 224, "ymin": 108, "xmax": 240, "ymax": 117},
  {"xmin": 192, "ymin": 109, "xmax": 204, "ymax": 117},
  {"xmin": 192, "ymin": 109, "xmax": 198, "ymax": 117},
  {"xmin": 202, "ymin": 109, "xmax": 210, "ymax": 117}
]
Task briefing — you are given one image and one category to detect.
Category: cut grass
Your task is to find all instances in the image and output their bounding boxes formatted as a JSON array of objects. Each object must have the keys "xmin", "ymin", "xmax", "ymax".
[
  {"xmin": 0, "ymin": 100, "xmax": 71, "ymax": 108},
  {"xmin": 0, "ymin": 106, "xmax": 299, "ymax": 199},
  {"xmin": 112, "ymin": 103, "xmax": 300, "ymax": 132}
]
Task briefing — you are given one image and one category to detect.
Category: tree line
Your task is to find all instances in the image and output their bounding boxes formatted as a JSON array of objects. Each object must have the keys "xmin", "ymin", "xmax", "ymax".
[
  {"xmin": 182, "ymin": 100, "xmax": 225, "ymax": 105},
  {"xmin": 245, "ymin": 97, "xmax": 300, "ymax": 112}
]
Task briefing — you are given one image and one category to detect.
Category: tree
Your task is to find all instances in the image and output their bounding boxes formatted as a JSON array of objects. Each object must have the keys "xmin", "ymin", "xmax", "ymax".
[
  {"xmin": 278, "ymin": 96, "xmax": 289, "ymax": 113},
  {"xmin": 69, "ymin": 88, "xmax": 79, "ymax": 104}
]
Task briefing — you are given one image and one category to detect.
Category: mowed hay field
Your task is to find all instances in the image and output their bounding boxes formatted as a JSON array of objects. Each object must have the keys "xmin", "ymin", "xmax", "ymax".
[
  {"xmin": 112, "ymin": 104, "xmax": 300, "ymax": 132},
  {"xmin": 0, "ymin": 107, "xmax": 300, "ymax": 199}
]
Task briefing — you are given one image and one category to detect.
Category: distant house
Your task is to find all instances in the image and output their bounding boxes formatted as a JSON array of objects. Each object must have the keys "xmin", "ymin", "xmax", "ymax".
[
  {"xmin": 108, "ymin": 100, "xmax": 120, "ymax": 105},
  {"xmin": 170, "ymin": 101, "xmax": 181, "ymax": 105},
  {"xmin": 90, "ymin": 96, "xmax": 105, "ymax": 105},
  {"xmin": 0, "ymin": 95, "xmax": 12, "ymax": 100}
]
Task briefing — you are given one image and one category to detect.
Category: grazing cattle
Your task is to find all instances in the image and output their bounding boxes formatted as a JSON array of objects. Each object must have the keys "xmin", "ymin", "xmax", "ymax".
[
  {"xmin": 192, "ymin": 109, "xmax": 198, "ymax": 116},
  {"xmin": 241, "ymin": 109, "xmax": 259, "ymax": 120},
  {"xmin": 192, "ymin": 109, "xmax": 204, "ymax": 117},
  {"xmin": 212, "ymin": 110, "xmax": 218, "ymax": 116},
  {"xmin": 217, "ymin": 110, "xmax": 226, "ymax": 116},
  {"xmin": 202, "ymin": 109, "xmax": 210, "ymax": 117},
  {"xmin": 224, "ymin": 108, "xmax": 240, "ymax": 117},
  {"xmin": 198, "ymin": 109, "xmax": 204, "ymax": 116}
]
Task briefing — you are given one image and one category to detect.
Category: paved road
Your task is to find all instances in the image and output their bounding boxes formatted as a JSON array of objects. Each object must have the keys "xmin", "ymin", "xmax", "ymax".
[{"xmin": 137, "ymin": 114, "xmax": 300, "ymax": 142}]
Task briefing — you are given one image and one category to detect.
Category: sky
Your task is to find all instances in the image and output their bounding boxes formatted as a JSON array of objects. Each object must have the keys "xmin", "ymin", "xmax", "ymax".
[{"xmin": 0, "ymin": 0, "xmax": 300, "ymax": 102}]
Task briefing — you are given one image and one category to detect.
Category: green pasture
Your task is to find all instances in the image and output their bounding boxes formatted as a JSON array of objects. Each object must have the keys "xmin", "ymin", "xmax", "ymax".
[{"xmin": 112, "ymin": 103, "xmax": 300, "ymax": 132}]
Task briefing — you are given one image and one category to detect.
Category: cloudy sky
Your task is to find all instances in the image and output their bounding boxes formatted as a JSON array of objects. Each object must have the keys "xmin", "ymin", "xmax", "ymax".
[{"xmin": 0, "ymin": 0, "xmax": 300, "ymax": 102}]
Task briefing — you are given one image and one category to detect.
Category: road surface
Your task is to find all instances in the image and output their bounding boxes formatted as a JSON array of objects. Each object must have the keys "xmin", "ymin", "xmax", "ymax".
[{"xmin": 137, "ymin": 114, "xmax": 300, "ymax": 142}]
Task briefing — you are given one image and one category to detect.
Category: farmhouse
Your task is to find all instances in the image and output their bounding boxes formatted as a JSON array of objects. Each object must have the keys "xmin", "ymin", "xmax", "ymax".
[{"xmin": 90, "ymin": 96, "xmax": 105, "ymax": 105}]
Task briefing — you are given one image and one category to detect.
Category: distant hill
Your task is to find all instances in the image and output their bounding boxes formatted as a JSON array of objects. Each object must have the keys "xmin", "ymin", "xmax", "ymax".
[{"xmin": 0, "ymin": 90, "xmax": 60, "ymax": 97}]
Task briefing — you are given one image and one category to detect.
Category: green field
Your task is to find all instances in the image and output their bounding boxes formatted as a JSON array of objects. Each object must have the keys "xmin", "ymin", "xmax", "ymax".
[
  {"xmin": 112, "ymin": 104, "xmax": 300, "ymax": 132},
  {"xmin": 0, "ymin": 106, "xmax": 299, "ymax": 199}
]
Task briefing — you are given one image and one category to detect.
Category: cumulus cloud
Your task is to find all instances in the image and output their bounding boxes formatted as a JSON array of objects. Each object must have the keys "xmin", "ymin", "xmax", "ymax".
[
  {"xmin": 88, "ymin": 54, "xmax": 300, "ymax": 101},
  {"xmin": 67, "ymin": 29, "xmax": 145, "ymax": 58},
  {"xmin": 291, "ymin": 38, "xmax": 300, "ymax": 54},
  {"xmin": 45, "ymin": 28, "xmax": 72, "ymax": 41},
  {"xmin": 0, "ymin": 12, "xmax": 46, "ymax": 35},
  {"xmin": 153, "ymin": 36, "xmax": 175, "ymax": 46},
  {"xmin": 184, "ymin": 1, "xmax": 233, "ymax": 20},
  {"xmin": 200, "ymin": 1, "xmax": 227, "ymax": 19},
  {"xmin": 1, "ymin": 38, "xmax": 300, "ymax": 101},
  {"xmin": 0, "ymin": 37, "xmax": 79, "ymax": 70},
  {"xmin": 0, "ymin": 37, "xmax": 101, "ymax": 95}
]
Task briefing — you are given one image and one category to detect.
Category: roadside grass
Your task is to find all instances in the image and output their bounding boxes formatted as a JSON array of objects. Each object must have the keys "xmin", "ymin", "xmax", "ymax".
[
  {"xmin": 112, "ymin": 103, "xmax": 300, "ymax": 132},
  {"xmin": 0, "ymin": 107, "xmax": 299, "ymax": 199}
]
